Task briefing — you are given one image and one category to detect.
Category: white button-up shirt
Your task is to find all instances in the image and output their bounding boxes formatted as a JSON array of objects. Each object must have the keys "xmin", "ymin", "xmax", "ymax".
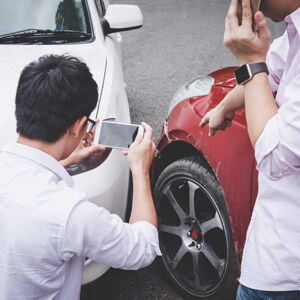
[
  {"xmin": 240, "ymin": 9, "xmax": 300, "ymax": 291},
  {"xmin": 0, "ymin": 142, "xmax": 161, "ymax": 300}
]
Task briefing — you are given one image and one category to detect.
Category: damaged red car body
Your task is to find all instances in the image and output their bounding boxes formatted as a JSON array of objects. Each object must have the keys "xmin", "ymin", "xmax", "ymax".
[{"xmin": 152, "ymin": 67, "xmax": 258, "ymax": 299}]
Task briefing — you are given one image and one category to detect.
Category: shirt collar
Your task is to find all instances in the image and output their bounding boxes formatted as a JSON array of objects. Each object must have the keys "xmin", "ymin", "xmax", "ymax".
[
  {"xmin": 285, "ymin": 8, "xmax": 300, "ymax": 36},
  {"xmin": 2, "ymin": 142, "xmax": 74, "ymax": 187}
]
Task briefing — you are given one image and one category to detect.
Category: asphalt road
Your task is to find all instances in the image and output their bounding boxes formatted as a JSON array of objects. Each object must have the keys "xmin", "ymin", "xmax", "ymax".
[{"xmin": 81, "ymin": 1, "xmax": 285, "ymax": 299}]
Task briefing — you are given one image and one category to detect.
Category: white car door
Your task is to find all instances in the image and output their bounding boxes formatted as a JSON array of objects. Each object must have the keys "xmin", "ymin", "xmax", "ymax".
[
  {"xmin": 73, "ymin": 0, "xmax": 133, "ymax": 284},
  {"xmin": 71, "ymin": 0, "xmax": 131, "ymax": 223}
]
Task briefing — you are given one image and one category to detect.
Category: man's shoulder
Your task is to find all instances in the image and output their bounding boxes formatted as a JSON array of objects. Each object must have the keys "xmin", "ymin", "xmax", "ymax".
[
  {"xmin": 0, "ymin": 153, "xmax": 87, "ymax": 226},
  {"xmin": 43, "ymin": 182, "xmax": 87, "ymax": 224}
]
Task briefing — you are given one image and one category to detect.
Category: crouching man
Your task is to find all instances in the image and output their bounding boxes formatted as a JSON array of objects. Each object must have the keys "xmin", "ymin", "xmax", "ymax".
[{"xmin": 0, "ymin": 55, "xmax": 161, "ymax": 300}]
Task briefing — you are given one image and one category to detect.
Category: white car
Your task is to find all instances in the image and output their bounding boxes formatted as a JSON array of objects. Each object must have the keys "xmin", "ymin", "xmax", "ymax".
[{"xmin": 0, "ymin": 0, "xmax": 143, "ymax": 285}]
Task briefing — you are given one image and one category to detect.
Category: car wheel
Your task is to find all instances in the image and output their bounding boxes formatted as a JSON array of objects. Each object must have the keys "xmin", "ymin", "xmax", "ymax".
[{"xmin": 154, "ymin": 156, "xmax": 237, "ymax": 300}]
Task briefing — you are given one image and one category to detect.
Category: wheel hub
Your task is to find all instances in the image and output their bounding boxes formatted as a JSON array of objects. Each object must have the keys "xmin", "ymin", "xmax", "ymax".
[
  {"xmin": 183, "ymin": 219, "xmax": 203, "ymax": 251},
  {"xmin": 191, "ymin": 230, "xmax": 199, "ymax": 241}
]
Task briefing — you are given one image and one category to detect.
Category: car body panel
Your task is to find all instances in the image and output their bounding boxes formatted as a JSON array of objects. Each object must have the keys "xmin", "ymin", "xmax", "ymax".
[{"xmin": 155, "ymin": 67, "xmax": 258, "ymax": 262}]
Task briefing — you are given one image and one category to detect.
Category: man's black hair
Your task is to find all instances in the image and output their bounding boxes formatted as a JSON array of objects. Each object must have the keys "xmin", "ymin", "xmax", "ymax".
[{"xmin": 15, "ymin": 54, "xmax": 98, "ymax": 142}]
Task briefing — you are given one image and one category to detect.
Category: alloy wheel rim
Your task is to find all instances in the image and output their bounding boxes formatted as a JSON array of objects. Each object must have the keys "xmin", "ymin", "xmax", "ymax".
[{"xmin": 158, "ymin": 176, "xmax": 228, "ymax": 295}]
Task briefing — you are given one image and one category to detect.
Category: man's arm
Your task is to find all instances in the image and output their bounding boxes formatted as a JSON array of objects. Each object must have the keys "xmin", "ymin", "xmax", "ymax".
[
  {"xmin": 61, "ymin": 201, "xmax": 161, "ymax": 270},
  {"xmin": 224, "ymin": 0, "xmax": 277, "ymax": 146},
  {"xmin": 251, "ymin": 74, "xmax": 300, "ymax": 179},
  {"xmin": 127, "ymin": 122, "xmax": 157, "ymax": 227},
  {"xmin": 199, "ymin": 85, "xmax": 244, "ymax": 136},
  {"xmin": 244, "ymin": 73, "xmax": 277, "ymax": 145},
  {"xmin": 60, "ymin": 123, "xmax": 161, "ymax": 269},
  {"xmin": 200, "ymin": 1, "xmax": 288, "ymax": 137}
]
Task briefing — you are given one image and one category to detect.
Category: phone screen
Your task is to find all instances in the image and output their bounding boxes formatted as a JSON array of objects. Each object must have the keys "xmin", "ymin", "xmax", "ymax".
[{"xmin": 98, "ymin": 121, "xmax": 140, "ymax": 150}]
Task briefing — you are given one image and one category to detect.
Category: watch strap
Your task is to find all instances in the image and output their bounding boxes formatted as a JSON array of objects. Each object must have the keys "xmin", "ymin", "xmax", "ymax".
[
  {"xmin": 249, "ymin": 62, "xmax": 269, "ymax": 77},
  {"xmin": 235, "ymin": 62, "xmax": 269, "ymax": 85}
]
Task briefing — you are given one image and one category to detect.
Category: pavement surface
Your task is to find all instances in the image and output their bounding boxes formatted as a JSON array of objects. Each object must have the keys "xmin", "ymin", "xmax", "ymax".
[{"xmin": 81, "ymin": 1, "xmax": 285, "ymax": 299}]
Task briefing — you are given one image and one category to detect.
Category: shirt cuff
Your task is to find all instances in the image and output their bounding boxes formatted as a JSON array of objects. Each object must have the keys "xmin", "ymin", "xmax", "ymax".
[
  {"xmin": 255, "ymin": 115, "xmax": 279, "ymax": 168},
  {"xmin": 132, "ymin": 221, "xmax": 162, "ymax": 256}
]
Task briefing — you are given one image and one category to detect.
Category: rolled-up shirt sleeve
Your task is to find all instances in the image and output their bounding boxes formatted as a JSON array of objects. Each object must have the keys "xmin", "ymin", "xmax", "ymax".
[
  {"xmin": 267, "ymin": 31, "xmax": 288, "ymax": 92},
  {"xmin": 60, "ymin": 200, "xmax": 162, "ymax": 270},
  {"xmin": 255, "ymin": 74, "xmax": 300, "ymax": 180}
]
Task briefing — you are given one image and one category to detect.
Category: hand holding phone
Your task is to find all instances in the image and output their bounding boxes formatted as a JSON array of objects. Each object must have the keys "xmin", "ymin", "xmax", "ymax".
[{"xmin": 127, "ymin": 122, "xmax": 157, "ymax": 175}]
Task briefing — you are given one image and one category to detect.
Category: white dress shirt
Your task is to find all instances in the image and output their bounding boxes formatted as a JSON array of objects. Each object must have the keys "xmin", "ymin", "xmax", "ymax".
[
  {"xmin": 0, "ymin": 142, "xmax": 161, "ymax": 300},
  {"xmin": 240, "ymin": 9, "xmax": 300, "ymax": 291}
]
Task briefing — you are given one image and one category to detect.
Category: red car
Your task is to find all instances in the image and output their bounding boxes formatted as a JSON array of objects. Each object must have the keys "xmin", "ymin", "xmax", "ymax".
[{"xmin": 152, "ymin": 67, "xmax": 258, "ymax": 300}]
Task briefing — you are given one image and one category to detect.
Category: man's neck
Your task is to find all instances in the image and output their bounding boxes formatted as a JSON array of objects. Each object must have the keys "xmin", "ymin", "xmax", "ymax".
[{"xmin": 17, "ymin": 136, "xmax": 64, "ymax": 161}]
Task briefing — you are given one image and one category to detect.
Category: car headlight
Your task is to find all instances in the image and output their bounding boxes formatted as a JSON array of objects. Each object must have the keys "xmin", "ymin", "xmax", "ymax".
[{"xmin": 168, "ymin": 76, "xmax": 215, "ymax": 115}]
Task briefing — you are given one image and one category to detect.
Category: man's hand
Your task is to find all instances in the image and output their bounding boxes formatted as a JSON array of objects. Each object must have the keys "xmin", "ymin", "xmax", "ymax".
[
  {"xmin": 200, "ymin": 104, "xmax": 235, "ymax": 137},
  {"xmin": 224, "ymin": 0, "xmax": 272, "ymax": 64},
  {"xmin": 60, "ymin": 132, "xmax": 106, "ymax": 168},
  {"xmin": 126, "ymin": 122, "xmax": 156, "ymax": 176},
  {"xmin": 126, "ymin": 122, "xmax": 158, "ymax": 227}
]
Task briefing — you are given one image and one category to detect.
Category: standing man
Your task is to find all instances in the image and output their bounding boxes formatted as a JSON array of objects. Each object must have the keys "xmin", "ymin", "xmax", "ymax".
[
  {"xmin": 200, "ymin": 0, "xmax": 300, "ymax": 299},
  {"xmin": 0, "ymin": 55, "xmax": 161, "ymax": 300}
]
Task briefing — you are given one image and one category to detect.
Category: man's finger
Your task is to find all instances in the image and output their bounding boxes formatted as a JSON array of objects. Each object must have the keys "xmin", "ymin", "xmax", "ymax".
[
  {"xmin": 90, "ymin": 119, "xmax": 100, "ymax": 136},
  {"xmin": 133, "ymin": 132, "xmax": 143, "ymax": 145},
  {"xmin": 242, "ymin": 0, "xmax": 253, "ymax": 29},
  {"xmin": 90, "ymin": 144, "xmax": 106, "ymax": 154},
  {"xmin": 228, "ymin": 0, "xmax": 239, "ymax": 18},
  {"xmin": 227, "ymin": 0, "xmax": 239, "ymax": 30},
  {"xmin": 132, "ymin": 124, "xmax": 145, "ymax": 145},
  {"xmin": 96, "ymin": 144, "xmax": 106, "ymax": 151},
  {"xmin": 121, "ymin": 150, "xmax": 129, "ymax": 156},
  {"xmin": 83, "ymin": 133, "xmax": 93, "ymax": 146},
  {"xmin": 141, "ymin": 122, "xmax": 154, "ymax": 142},
  {"xmin": 199, "ymin": 116, "xmax": 208, "ymax": 128},
  {"xmin": 208, "ymin": 127, "xmax": 216, "ymax": 137},
  {"xmin": 224, "ymin": 15, "xmax": 231, "ymax": 43},
  {"xmin": 255, "ymin": 11, "xmax": 271, "ymax": 41}
]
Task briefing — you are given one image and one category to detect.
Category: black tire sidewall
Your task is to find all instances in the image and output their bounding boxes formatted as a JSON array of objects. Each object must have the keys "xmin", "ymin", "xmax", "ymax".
[{"xmin": 154, "ymin": 157, "xmax": 238, "ymax": 300}]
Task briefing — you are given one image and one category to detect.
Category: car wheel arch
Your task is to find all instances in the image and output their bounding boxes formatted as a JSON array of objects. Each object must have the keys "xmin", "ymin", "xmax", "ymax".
[{"xmin": 152, "ymin": 140, "xmax": 216, "ymax": 186}]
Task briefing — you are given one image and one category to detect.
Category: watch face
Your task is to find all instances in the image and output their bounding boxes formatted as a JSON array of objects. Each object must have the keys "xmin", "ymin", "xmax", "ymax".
[{"xmin": 235, "ymin": 65, "xmax": 251, "ymax": 85}]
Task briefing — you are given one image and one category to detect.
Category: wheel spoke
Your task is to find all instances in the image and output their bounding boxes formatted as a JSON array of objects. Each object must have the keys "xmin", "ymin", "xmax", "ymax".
[
  {"xmin": 172, "ymin": 243, "xmax": 188, "ymax": 269},
  {"xmin": 163, "ymin": 186, "xmax": 186, "ymax": 220},
  {"xmin": 160, "ymin": 224, "xmax": 181, "ymax": 237},
  {"xmin": 201, "ymin": 213, "xmax": 223, "ymax": 235},
  {"xmin": 188, "ymin": 181, "xmax": 198, "ymax": 217},
  {"xmin": 192, "ymin": 253, "xmax": 202, "ymax": 291},
  {"xmin": 201, "ymin": 243, "xmax": 225, "ymax": 278}
]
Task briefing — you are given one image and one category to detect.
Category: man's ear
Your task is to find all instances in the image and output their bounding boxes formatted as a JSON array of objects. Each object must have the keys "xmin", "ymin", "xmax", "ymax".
[{"xmin": 69, "ymin": 116, "xmax": 87, "ymax": 138}]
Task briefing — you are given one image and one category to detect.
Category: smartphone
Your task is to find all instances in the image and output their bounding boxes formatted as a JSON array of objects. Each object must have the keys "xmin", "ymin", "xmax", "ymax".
[
  {"xmin": 237, "ymin": 0, "xmax": 262, "ymax": 27},
  {"xmin": 98, "ymin": 121, "xmax": 144, "ymax": 150}
]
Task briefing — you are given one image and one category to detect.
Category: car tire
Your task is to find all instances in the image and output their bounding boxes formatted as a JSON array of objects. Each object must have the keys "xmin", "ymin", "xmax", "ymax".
[{"xmin": 154, "ymin": 156, "xmax": 238, "ymax": 300}]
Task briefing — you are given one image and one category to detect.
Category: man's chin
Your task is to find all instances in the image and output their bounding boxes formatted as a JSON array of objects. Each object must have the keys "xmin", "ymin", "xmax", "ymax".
[
  {"xmin": 270, "ymin": 17, "xmax": 285, "ymax": 23},
  {"xmin": 264, "ymin": 15, "xmax": 285, "ymax": 23},
  {"xmin": 261, "ymin": 10, "xmax": 285, "ymax": 23}
]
